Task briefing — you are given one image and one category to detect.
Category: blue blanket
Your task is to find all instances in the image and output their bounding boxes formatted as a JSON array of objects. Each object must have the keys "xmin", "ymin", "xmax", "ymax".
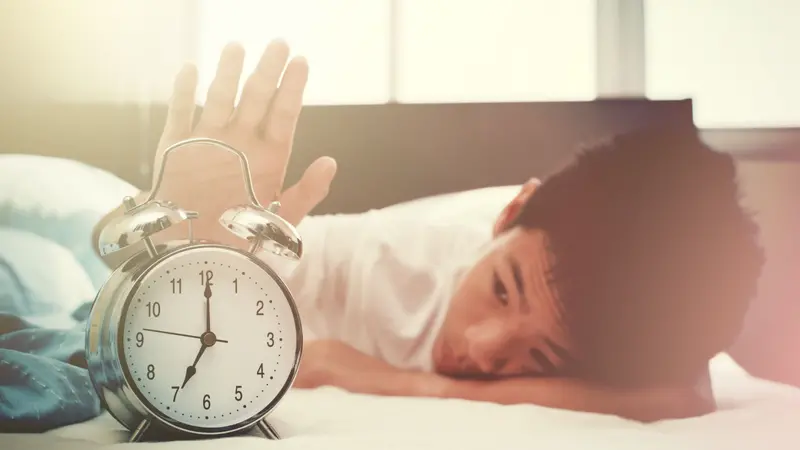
[
  {"xmin": 0, "ymin": 307, "xmax": 100, "ymax": 433},
  {"xmin": 0, "ymin": 229, "xmax": 105, "ymax": 432},
  {"xmin": 0, "ymin": 154, "xmax": 140, "ymax": 433}
]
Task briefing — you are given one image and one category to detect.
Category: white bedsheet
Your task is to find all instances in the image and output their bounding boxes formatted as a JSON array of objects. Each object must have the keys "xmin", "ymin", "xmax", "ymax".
[{"xmin": 4, "ymin": 354, "xmax": 799, "ymax": 450}]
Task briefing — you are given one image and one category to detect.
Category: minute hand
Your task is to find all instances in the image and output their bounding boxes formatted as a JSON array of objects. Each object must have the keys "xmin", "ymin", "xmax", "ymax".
[
  {"xmin": 204, "ymin": 280, "xmax": 213, "ymax": 332},
  {"xmin": 141, "ymin": 328, "xmax": 228, "ymax": 343}
]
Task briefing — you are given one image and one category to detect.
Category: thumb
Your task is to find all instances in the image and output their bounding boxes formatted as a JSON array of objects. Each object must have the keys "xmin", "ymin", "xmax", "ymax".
[{"xmin": 279, "ymin": 156, "xmax": 337, "ymax": 225}]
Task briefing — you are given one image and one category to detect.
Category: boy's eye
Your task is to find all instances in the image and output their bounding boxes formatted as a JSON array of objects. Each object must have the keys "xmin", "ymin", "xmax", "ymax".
[{"xmin": 493, "ymin": 272, "xmax": 509, "ymax": 306}]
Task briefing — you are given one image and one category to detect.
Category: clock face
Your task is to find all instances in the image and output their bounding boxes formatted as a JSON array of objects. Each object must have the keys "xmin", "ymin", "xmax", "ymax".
[{"xmin": 118, "ymin": 245, "xmax": 300, "ymax": 433}]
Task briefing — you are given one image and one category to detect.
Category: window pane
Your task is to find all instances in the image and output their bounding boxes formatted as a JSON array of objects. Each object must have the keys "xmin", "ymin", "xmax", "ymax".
[
  {"xmin": 396, "ymin": 0, "xmax": 597, "ymax": 103},
  {"xmin": 197, "ymin": 0, "xmax": 391, "ymax": 105},
  {"xmin": 645, "ymin": 0, "xmax": 800, "ymax": 128}
]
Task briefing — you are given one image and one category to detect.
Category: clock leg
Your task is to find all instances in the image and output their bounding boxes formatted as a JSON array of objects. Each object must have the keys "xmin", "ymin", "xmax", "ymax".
[
  {"xmin": 128, "ymin": 418, "xmax": 152, "ymax": 443},
  {"xmin": 256, "ymin": 418, "xmax": 280, "ymax": 440}
]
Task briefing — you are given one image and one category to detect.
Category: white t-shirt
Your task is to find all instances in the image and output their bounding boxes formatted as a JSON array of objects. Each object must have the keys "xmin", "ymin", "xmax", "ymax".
[{"xmin": 281, "ymin": 186, "xmax": 519, "ymax": 372}]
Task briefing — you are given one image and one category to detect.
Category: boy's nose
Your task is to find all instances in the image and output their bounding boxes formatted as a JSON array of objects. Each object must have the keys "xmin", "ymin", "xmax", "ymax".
[{"xmin": 465, "ymin": 319, "xmax": 512, "ymax": 373}]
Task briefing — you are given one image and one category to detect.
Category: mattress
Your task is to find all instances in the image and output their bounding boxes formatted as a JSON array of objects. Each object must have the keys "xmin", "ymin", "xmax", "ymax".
[{"xmin": 3, "ymin": 353, "xmax": 798, "ymax": 450}]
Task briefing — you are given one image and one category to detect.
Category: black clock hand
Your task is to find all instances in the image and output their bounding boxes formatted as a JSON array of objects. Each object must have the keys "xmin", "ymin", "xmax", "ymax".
[
  {"xmin": 141, "ymin": 328, "xmax": 228, "ymax": 343},
  {"xmin": 203, "ymin": 280, "xmax": 212, "ymax": 332},
  {"xmin": 181, "ymin": 279, "xmax": 218, "ymax": 389},
  {"xmin": 180, "ymin": 343, "xmax": 207, "ymax": 388},
  {"xmin": 180, "ymin": 329, "xmax": 221, "ymax": 388}
]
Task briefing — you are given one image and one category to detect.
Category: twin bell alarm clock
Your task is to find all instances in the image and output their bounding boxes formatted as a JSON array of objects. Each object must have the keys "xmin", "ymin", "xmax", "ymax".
[{"xmin": 85, "ymin": 138, "xmax": 304, "ymax": 442}]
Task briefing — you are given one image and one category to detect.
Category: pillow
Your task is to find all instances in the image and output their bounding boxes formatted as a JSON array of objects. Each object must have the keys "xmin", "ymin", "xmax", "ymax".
[
  {"xmin": 371, "ymin": 185, "xmax": 522, "ymax": 226},
  {"xmin": 0, "ymin": 228, "xmax": 96, "ymax": 329},
  {"xmin": 0, "ymin": 252, "xmax": 29, "ymax": 320},
  {"xmin": 300, "ymin": 185, "xmax": 523, "ymax": 254},
  {"xmin": 0, "ymin": 154, "xmax": 139, "ymax": 290},
  {"xmin": 296, "ymin": 185, "xmax": 522, "ymax": 279}
]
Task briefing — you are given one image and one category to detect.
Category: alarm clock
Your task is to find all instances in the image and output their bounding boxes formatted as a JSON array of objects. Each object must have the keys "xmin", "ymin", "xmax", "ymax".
[{"xmin": 85, "ymin": 137, "xmax": 303, "ymax": 443}]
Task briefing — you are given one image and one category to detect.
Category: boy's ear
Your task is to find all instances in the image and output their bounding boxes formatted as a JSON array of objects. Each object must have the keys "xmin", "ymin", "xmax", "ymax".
[{"xmin": 493, "ymin": 178, "xmax": 541, "ymax": 237}]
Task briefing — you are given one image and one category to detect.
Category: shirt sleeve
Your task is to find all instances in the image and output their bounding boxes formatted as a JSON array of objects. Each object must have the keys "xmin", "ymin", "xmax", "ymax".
[{"xmin": 265, "ymin": 213, "xmax": 376, "ymax": 342}]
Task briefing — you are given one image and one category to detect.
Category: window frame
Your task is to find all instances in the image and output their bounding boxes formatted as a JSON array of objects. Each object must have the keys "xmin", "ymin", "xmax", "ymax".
[
  {"xmin": 602, "ymin": 0, "xmax": 800, "ymax": 158},
  {"xmin": 192, "ymin": 0, "xmax": 800, "ymax": 158}
]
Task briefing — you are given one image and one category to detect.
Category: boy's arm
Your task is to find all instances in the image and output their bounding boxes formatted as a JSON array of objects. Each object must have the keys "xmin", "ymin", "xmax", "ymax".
[
  {"xmin": 391, "ymin": 372, "xmax": 711, "ymax": 422},
  {"xmin": 297, "ymin": 340, "xmax": 713, "ymax": 423}
]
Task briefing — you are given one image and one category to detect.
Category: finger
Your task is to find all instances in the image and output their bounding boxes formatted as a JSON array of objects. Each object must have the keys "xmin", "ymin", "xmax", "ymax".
[
  {"xmin": 233, "ymin": 39, "xmax": 291, "ymax": 129},
  {"xmin": 261, "ymin": 55, "xmax": 309, "ymax": 156},
  {"xmin": 199, "ymin": 42, "xmax": 246, "ymax": 129},
  {"xmin": 159, "ymin": 63, "xmax": 198, "ymax": 147},
  {"xmin": 279, "ymin": 156, "xmax": 337, "ymax": 225}
]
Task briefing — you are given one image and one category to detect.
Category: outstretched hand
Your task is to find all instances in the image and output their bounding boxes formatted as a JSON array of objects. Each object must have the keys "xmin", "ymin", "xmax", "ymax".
[
  {"xmin": 292, "ymin": 340, "xmax": 710, "ymax": 422},
  {"xmin": 150, "ymin": 39, "xmax": 337, "ymax": 248},
  {"xmin": 294, "ymin": 340, "xmax": 402, "ymax": 393}
]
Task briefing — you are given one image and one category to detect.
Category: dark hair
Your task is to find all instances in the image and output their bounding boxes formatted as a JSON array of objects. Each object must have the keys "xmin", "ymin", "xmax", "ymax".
[{"xmin": 512, "ymin": 125, "xmax": 765, "ymax": 387}]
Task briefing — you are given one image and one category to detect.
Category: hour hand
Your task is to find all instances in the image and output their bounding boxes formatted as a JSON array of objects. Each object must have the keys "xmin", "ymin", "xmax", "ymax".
[
  {"xmin": 181, "ymin": 365, "xmax": 197, "ymax": 389},
  {"xmin": 181, "ymin": 344, "xmax": 207, "ymax": 388}
]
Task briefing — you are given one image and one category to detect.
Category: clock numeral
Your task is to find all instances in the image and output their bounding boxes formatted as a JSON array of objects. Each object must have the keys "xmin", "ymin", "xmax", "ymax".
[
  {"xmin": 234, "ymin": 385, "xmax": 243, "ymax": 401},
  {"xmin": 171, "ymin": 386, "xmax": 179, "ymax": 402},
  {"xmin": 257, "ymin": 363, "xmax": 264, "ymax": 378},
  {"xmin": 146, "ymin": 301, "xmax": 161, "ymax": 317},
  {"xmin": 170, "ymin": 278, "xmax": 182, "ymax": 294},
  {"xmin": 233, "ymin": 278, "xmax": 238, "ymax": 294},
  {"xmin": 135, "ymin": 332, "xmax": 144, "ymax": 347},
  {"xmin": 147, "ymin": 364, "xmax": 155, "ymax": 380},
  {"xmin": 256, "ymin": 300, "xmax": 264, "ymax": 316},
  {"xmin": 199, "ymin": 269, "xmax": 214, "ymax": 286},
  {"xmin": 266, "ymin": 332, "xmax": 275, "ymax": 347},
  {"xmin": 203, "ymin": 394, "xmax": 211, "ymax": 410}
]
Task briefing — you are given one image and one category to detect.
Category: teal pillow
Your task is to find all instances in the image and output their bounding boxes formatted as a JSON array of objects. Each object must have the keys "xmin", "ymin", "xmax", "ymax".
[
  {"xmin": 0, "ymin": 154, "xmax": 139, "ymax": 290},
  {"xmin": 0, "ymin": 248, "xmax": 29, "ymax": 318},
  {"xmin": 0, "ymin": 227, "xmax": 97, "ymax": 328}
]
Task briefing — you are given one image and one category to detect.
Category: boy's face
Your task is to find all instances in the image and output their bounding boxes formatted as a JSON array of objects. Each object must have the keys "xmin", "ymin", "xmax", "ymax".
[{"xmin": 431, "ymin": 181, "xmax": 574, "ymax": 378}]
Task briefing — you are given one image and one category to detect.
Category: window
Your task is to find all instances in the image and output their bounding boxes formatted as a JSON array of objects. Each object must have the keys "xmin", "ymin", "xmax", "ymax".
[
  {"xmin": 395, "ymin": 0, "xmax": 597, "ymax": 103},
  {"xmin": 195, "ymin": 0, "xmax": 799, "ymax": 128},
  {"xmin": 196, "ymin": 0, "xmax": 391, "ymax": 105},
  {"xmin": 645, "ymin": 0, "xmax": 800, "ymax": 128},
  {"xmin": 4, "ymin": 0, "xmax": 193, "ymax": 103}
]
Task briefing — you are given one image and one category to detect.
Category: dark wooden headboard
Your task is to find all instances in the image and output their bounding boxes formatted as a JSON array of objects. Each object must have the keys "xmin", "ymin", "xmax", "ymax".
[
  {"xmin": 2, "ymin": 99, "xmax": 694, "ymax": 214},
  {"xmin": 292, "ymin": 100, "xmax": 696, "ymax": 214}
]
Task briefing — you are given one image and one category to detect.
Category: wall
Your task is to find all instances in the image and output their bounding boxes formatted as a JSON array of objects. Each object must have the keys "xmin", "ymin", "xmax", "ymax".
[
  {"xmin": 0, "ymin": 0, "xmax": 195, "ymax": 103},
  {"xmin": 731, "ymin": 161, "xmax": 800, "ymax": 386}
]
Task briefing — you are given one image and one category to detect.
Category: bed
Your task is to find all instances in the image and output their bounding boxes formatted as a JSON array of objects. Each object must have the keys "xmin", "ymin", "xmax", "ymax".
[
  {"xmin": 5, "ymin": 354, "xmax": 800, "ymax": 450},
  {"xmin": 1, "ymin": 99, "xmax": 799, "ymax": 449}
]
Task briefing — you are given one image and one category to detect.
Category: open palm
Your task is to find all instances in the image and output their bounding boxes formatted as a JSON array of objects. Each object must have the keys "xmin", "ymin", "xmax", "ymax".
[{"xmin": 150, "ymin": 40, "xmax": 336, "ymax": 250}]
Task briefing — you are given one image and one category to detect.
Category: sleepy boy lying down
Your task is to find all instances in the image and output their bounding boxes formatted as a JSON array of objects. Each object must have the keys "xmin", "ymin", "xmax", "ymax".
[{"xmin": 94, "ymin": 40, "xmax": 765, "ymax": 422}]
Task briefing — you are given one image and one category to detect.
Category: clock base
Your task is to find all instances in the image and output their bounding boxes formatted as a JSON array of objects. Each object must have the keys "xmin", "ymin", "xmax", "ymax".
[
  {"xmin": 129, "ymin": 418, "xmax": 152, "ymax": 443},
  {"xmin": 256, "ymin": 417, "xmax": 281, "ymax": 439},
  {"xmin": 126, "ymin": 417, "xmax": 282, "ymax": 442}
]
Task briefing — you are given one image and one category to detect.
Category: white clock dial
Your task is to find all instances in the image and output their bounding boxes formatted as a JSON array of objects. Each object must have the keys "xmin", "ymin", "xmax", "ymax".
[{"xmin": 119, "ymin": 246, "xmax": 300, "ymax": 431}]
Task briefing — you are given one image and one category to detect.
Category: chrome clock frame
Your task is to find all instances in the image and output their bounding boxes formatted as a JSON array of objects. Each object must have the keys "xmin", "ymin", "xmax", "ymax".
[{"xmin": 85, "ymin": 241, "xmax": 304, "ymax": 442}]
